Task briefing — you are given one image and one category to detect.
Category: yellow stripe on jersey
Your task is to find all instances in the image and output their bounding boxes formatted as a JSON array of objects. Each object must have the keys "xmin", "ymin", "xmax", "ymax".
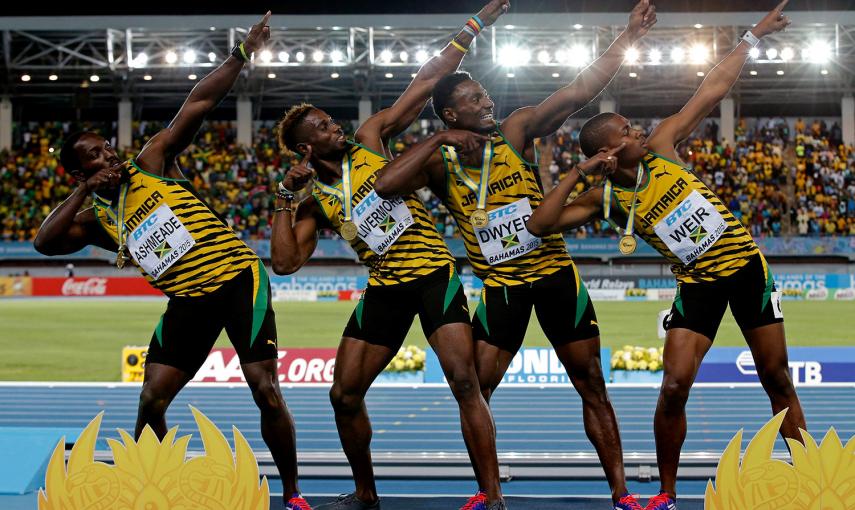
[
  {"xmin": 93, "ymin": 160, "xmax": 257, "ymax": 297},
  {"xmin": 606, "ymin": 152, "xmax": 758, "ymax": 284},
  {"xmin": 311, "ymin": 142, "xmax": 454, "ymax": 286},
  {"xmin": 442, "ymin": 128, "xmax": 572, "ymax": 287}
]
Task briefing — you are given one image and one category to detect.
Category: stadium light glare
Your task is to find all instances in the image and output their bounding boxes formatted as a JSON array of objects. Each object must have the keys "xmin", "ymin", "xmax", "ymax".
[
  {"xmin": 670, "ymin": 47, "xmax": 685, "ymax": 64},
  {"xmin": 399, "ymin": 51, "xmax": 409, "ymax": 62},
  {"xmin": 506, "ymin": 72, "xmax": 515, "ymax": 78},
  {"xmin": 260, "ymin": 50, "xmax": 273, "ymax": 63},
  {"xmin": 820, "ymin": 68, "xmax": 829, "ymax": 75},
  {"xmin": 780, "ymin": 47, "xmax": 794, "ymax": 61},
  {"xmin": 629, "ymin": 72, "xmax": 638, "ymax": 78},
  {"xmin": 278, "ymin": 51, "xmax": 290, "ymax": 63},
  {"xmin": 415, "ymin": 49, "xmax": 429, "ymax": 63},
  {"xmin": 267, "ymin": 73, "xmax": 276, "ymax": 79},
  {"xmin": 330, "ymin": 49, "xmax": 344, "ymax": 63},
  {"xmin": 21, "ymin": 74, "xmax": 31, "ymax": 82},
  {"xmin": 165, "ymin": 51, "xmax": 178, "ymax": 64},
  {"xmin": 689, "ymin": 44, "xmax": 708, "ymax": 64},
  {"xmin": 696, "ymin": 71, "xmax": 705, "ymax": 77},
  {"xmin": 49, "ymin": 147, "xmax": 55, "ymax": 153},
  {"xmin": 49, "ymin": 74, "xmax": 58, "ymax": 81},
  {"xmin": 90, "ymin": 74, "xmax": 100, "ymax": 82},
  {"xmin": 208, "ymin": 52, "xmax": 216, "ymax": 63},
  {"xmin": 331, "ymin": 72, "xmax": 340, "ymax": 78},
  {"xmin": 434, "ymin": 49, "xmax": 441, "ymax": 57},
  {"xmin": 380, "ymin": 49, "xmax": 393, "ymax": 63},
  {"xmin": 134, "ymin": 52, "xmax": 148, "ymax": 68},
  {"xmin": 573, "ymin": 24, "xmax": 583, "ymax": 30},
  {"xmin": 624, "ymin": 47, "xmax": 640, "ymax": 64},
  {"xmin": 803, "ymin": 40, "xmax": 832, "ymax": 63},
  {"xmin": 569, "ymin": 45, "xmax": 589, "ymax": 67},
  {"xmin": 499, "ymin": 45, "xmax": 531, "ymax": 67},
  {"xmin": 749, "ymin": 47, "xmax": 760, "ymax": 59},
  {"xmin": 537, "ymin": 50, "xmax": 551, "ymax": 64},
  {"xmin": 143, "ymin": 74, "xmax": 152, "ymax": 80},
  {"xmin": 776, "ymin": 69, "xmax": 784, "ymax": 75},
  {"xmin": 648, "ymin": 48, "xmax": 662, "ymax": 65},
  {"xmin": 295, "ymin": 51, "xmax": 306, "ymax": 62},
  {"xmin": 312, "ymin": 50, "xmax": 324, "ymax": 62},
  {"xmin": 411, "ymin": 72, "xmax": 417, "ymax": 77},
  {"xmin": 693, "ymin": 24, "xmax": 703, "ymax": 29},
  {"xmin": 182, "ymin": 49, "xmax": 196, "ymax": 64},
  {"xmin": 188, "ymin": 74, "xmax": 197, "ymax": 80},
  {"xmin": 749, "ymin": 70, "xmax": 758, "ymax": 76},
  {"xmin": 552, "ymin": 72, "xmax": 560, "ymax": 78},
  {"xmin": 765, "ymin": 47, "xmax": 778, "ymax": 60},
  {"xmin": 384, "ymin": 72, "xmax": 394, "ymax": 78}
]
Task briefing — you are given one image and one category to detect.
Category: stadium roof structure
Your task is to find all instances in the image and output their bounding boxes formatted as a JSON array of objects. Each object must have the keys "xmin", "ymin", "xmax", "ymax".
[{"xmin": 2, "ymin": 10, "xmax": 854, "ymax": 119}]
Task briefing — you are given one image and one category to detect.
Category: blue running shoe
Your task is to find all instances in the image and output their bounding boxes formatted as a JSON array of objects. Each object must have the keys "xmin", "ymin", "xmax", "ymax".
[
  {"xmin": 614, "ymin": 493, "xmax": 643, "ymax": 510},
  {"xmin": 645, "ymin": 492, "xmax": 677, "ymax": 510}
]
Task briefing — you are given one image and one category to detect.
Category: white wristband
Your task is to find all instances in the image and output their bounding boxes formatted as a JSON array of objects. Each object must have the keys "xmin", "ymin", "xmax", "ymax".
[{"xmin": 741, "ymin": 30, "xmax": 760, "ymax": 48}]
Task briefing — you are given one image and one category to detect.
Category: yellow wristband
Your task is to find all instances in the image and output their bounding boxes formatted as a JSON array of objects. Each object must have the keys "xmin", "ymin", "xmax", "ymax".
[{"xmin": 450, "ymin": 39, "xmax": 468, "ymax": 54}]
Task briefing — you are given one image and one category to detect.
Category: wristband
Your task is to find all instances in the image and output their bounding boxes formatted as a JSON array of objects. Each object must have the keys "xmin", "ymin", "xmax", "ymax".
[
  {"xmin": 231, "ymin": 42, "xmax": 251, "ymax": 62},
  {"xmin": 471, "ymin": 15, "xmax": 485, "ymax": 30},
  {"xmin": 576, "ymin": 165, "xmax": 588, "ymax": 179},
  {"xmin": 462, "ymin": 24, "xmax": 478, "ymax": 38},
  {"xmin": 277, "ymin": 181, "xmax": 296, "ymax": 200},
  {"xmin": 450, "ymin": 39, "xmax": 469, "ymax": 54},
  {"xmin": 740, "ymin": 30, "xmax": 760, "ymax": 48},
  {"xmin": 274, "ymin": 206, "xmax": 293, "ymax": 213}
]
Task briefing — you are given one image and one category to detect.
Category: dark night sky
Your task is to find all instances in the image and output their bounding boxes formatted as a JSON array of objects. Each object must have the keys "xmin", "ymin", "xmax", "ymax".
[{"xmin": 2, "ymin": 0, "xmax": 853, "ymax": 16}]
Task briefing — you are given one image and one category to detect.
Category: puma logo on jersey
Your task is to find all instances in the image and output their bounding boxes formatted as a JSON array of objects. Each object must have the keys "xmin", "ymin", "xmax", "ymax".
[
  {"xmin": 266, "ymin": 339, "xmax": 277, "ymax": 346},
  {"xmin": 494, "ymin": 155, "xmax": 511, "ymax": 169},
  {"xmin": 130, "ymin": 183, "xmax": 148, "ymax": 193},
  {"xmin": 353, "ymin": 157, "xmax": 371, "ymax": 171}
]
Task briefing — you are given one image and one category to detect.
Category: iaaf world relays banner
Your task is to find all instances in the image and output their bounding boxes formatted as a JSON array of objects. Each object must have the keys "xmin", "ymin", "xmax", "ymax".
[{"xmin": 192, "ymin": 348, "xmax": 336, "ymax": 383}]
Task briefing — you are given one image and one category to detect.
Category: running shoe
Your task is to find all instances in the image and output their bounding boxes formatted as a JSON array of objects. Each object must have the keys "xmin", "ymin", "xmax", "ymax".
[
  {"xmin": 459, "ymin": 491, "xmax": 488, "ymax": 510},
  {"xmin": 645, "ymin": 492, "xmax": 677, "ymax": 510},
  {"xmin": 285, "ymin": 494, "xmax": 313, "ymax": 510},
  {"xmin": 614, "ymin": 493, "xmax": 644, "ymax": 510},
  {"xmin": 315, "ymin": 493, "xmax": 380, "ymax": 510}
]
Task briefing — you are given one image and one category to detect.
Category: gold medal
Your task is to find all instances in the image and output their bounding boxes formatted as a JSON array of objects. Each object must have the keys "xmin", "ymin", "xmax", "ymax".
[
  {"xmin": 618, "ymin": 235, "xmax": 637, "ymax": 255},
  {"xmin": 116, "ymin": 245, "xmax": 129, "ymax": 269},
  {"xmin": 470, "ymin": 209, "xmax": 488, "ymax": 228},
  {"xmin": 340, "ymin": 221, "xmax": 358, "ymax": 241}
]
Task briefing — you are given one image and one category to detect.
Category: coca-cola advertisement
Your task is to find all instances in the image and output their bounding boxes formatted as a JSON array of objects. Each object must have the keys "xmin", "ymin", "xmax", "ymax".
[
  {"xmin": 31, "ymin": 277, "xmax": 162, "ymax": 297},
  {"xmin": 192, "ymin": 348, "xmax": 337, "ymax": 383}
]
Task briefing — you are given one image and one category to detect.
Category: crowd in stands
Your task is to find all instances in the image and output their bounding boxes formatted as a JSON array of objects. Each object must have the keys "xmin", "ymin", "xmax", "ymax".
[{"xmin": 2, "ymin": 118, "xmax": 853, "ymax": 244}]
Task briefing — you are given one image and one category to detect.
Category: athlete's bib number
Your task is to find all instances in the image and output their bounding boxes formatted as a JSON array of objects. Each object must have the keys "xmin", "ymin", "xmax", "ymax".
[
  {"xmin": 351, "ymin": 190, "xmax": 413, "ymax": 255},
  {"xmin": 127, "ymin": 203, "xmax": 195, "ymax": 279},
  {"xmin": 475, "ymin": 198, "xmax": 541, "ymax": 265},
  {"xmin": 652, "ymin": 190, "xmax": 727, "ymax": 265}
]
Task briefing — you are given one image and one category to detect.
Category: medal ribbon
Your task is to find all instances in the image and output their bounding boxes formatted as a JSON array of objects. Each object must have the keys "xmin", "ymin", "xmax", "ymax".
[
  {"xmin": 98, "ymin": 183, "xmax": 130, "ymax": 247},
  {"xmin": 604, "ymin": 162, "xmax": 644, "ymax": 237},
  {"xmin": 313, "ymin": 152, "xmax": 354, "ymax": 222},
  {"xmin": 444, "ymin": 139, "xmax": 493, "ymax": 212}
]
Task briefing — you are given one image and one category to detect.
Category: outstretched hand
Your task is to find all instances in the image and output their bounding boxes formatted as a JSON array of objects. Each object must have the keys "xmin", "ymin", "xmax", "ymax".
[
  {"xmin": 626, "ymin": 0, "xmax": 657, "ymax": 43},
  {"xmin": 282, "ymin": 146, "xmax": 315, "ymax": 192},
  {"xmin": 244, "ymin": 11, "xmax": 272, "ymax": 55},
  {"xmin": 477, "ymin": 0, "xmax": 511, "ymax": 28},
  {"xmin": 753, "ymin": 0, "xmax": 791, "ymax": 38}
]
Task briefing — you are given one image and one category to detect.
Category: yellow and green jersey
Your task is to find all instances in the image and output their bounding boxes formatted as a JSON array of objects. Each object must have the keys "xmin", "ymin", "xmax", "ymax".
[
  {"xmin": 93, "ymin": 160, "xmax": 257, "ymax": 297},
  {"xmin": 604, "ymin": 152, "xmax": 759, "ymax": 284},
  {"xmin": 441, "ymin": 129, "xmax": 572, "ymax": 287},
  {"xmin": 311, "ymin": 142, "xmax": 454, "ymax": 286}
]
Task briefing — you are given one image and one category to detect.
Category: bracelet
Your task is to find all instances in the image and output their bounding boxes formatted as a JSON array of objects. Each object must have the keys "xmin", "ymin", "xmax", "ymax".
[
  {"xmin": 465, "ymin": 18, "xmax": 482, "ymax": 36},
  {"xmin": 576, "ymin": 165, "xmax": 588, "ymax": 179},
  {"xmin": 277, "ymin": 181, "xmax": 296, "ymax": 201},
  {"xmin": 231, "ymin": 42, "xmax": 251, "ymax": 62},
  {"xmin": 740, "ymin": 30, "xmax": 760, "ymax": 48},
  {"xmin": 274, "ymin": 206, "xmax": 293, "ymax": 213},
  {"xmin": 462, "ymin": 24, "xmax": 478, "ymax": 38},
  {"xmin": 450, "ymin": 39, "xmax": 469, "ymax": 54},
  {"xmin": 471, "ymin": 15, "xmax": 485, "ymax": 31}
]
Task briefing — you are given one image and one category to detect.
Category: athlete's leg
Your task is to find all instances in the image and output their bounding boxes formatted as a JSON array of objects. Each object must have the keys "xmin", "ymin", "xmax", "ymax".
[
  {"xmin": 242, "ymin": 359, "xmax": 301, "ymax": 496},
  {"xmin": 552, "ymin": 336, "xmax": 627, "ymax": 501},
  {"xmin": 654, "ymin": 328, "xmax": 713, "ymax": 498},
  {"xmin": 329, "ymin": 337, "xmax": 397, "ymax": 504},
  {"xmin": 744, "ymin": 323, "xmax": 806, "ymax": 441},
  {"xmin": 135, "ymin": 362, "xmax": 193, "ymax": 439},
  {"xmin": 430, "ymin": 322, "xmax": 502, "ymax": 502}
]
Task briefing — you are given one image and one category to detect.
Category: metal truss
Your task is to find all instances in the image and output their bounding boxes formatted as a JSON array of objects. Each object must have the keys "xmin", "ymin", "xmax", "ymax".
[{"xmin": 2, "ymin": 18, "xmax": 853, "ymax": 115}]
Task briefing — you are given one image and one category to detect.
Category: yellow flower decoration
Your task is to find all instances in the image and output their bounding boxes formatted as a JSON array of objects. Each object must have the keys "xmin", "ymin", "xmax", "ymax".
[
  {"xmin": 705, "ymin": 409, "xmax": 855, "ymax": 509},
  {"xmin": 38, "ymin": 406, "xmax": 269, "ymax": 510}
]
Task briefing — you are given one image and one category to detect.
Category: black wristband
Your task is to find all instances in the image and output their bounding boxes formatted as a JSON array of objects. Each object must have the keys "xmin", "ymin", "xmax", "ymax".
[{"xmin": 231, "ymin": 42, "xmax": 251, "ymax": 63}]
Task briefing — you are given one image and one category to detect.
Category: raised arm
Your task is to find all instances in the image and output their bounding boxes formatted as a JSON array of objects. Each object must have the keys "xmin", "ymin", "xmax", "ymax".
[
  {"xmin": 373, "ymin": 129, "xmax": 486, "ymax": 199},
  {"xmin": 355, "ymin": 0, "xmax": 509, "ymax": 150},
  {"xmin": 137, "ymin": 12, "xmax": 272, "ymax": 172},
  {"xmin": 648, "ymin": 0, "xmax": 790, "ymax": 152},
  {"xmin": 270, "ymin": 152, "xmax": 321, "ymax": 275},
  {"xmin": 501, "ymin": 0, "xmax": 655, "ymax": 146}
]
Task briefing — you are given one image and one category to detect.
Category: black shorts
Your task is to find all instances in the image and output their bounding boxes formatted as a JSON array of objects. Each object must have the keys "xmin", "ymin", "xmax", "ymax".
[
  {"xmin": 146, "ymin": 260, "xmax": 279, "ymax": 374},
  {"xmin": 666, "ymin": 253, "xmax": 783, "ymax": 341},
  {"xmin": 472, "ymin": 264, "xmax": 599, "ymax": 353},
  {"xmin": 342, "ymin": 264, "xmax": 471, "ymax": 348}
]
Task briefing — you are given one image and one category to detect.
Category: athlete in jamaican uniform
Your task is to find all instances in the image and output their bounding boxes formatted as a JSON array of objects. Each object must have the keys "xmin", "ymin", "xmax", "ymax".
[
  {"xmin": 271, "ymin": 3, "xmax": 509, "ymax": 509},
  {"xmin": 526, "ymin": 3, "xmax": 802, "ymax": 509},
  {"xmin": 373, "ymin": 3, "xmax": 657, "ymax": 508},
  {"xmin": 34, "ymin": 13, "xmax": 314, "ymax": 510}
]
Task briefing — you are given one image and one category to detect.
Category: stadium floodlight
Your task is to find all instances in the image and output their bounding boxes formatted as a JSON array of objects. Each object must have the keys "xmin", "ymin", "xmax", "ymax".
[
  {"xmin": 385, "ymin": 72, "xmax": 393, "ymax": 78},
  {"xmin": 537, "ymin": 50, "xmax": 551, "ymax": 64},
  {"xmin": 133, "ymin": 52, "xmax": 148, "ymax": 68},
  {"xmin": 648, "ymin": 48, "xmax": 662, "ymax": 65},
  {"xmin": 629, "ymin": 72, "xmax": 638, "ymax": 78},
  {"xmin": 780, "ymin": 47, "xmax": 794, "ymax": 62},
  {"xmin": 569, "ymin": 45, "xmax": 589, "ymax": 67},
  {"xmin": 143, "ymin": 74, "xmax": 152, "ymax": 80},
  {"xmin": 749, "ymin": 70, "xmax": 758, "ymax": 76},
  {"xmin": 183, "ymin": 49, "xmax": 196, "ymax": 64},
  {"xmin": 552, "ymin": 72, "xmax": 560, "ymax": 77},
  {"xmin": 188, "ymin": 74, "xmax": 197, "ymax": 80},
  {"xmin": 573, "ymin": 24, "xmax": 583, "ymax": 30},
  {"xmin": 624, "ymin": 47, "xmax": 640, "ymax": 64},
  {"xmin": 312, "ymin": 50, "xmax": 324, "ymax": 62},
  {"xmin": 90, "ymin": 74, "xmax": 100, "ymax": 82},
  {"xmin": 499, "ymin": 44, "xmax": 531, "ymax": 67},
  {"xmin": 776, "ymin": 69, "xmax": 785, "ymax": 75},
  {"xmin": 399, "ymin": 51, "xmax": 409, "ymax": 62},
  {"xmin": 415, "ymin": 49, "xmax": 429, "ymax": 63},
  {"xmin": 165, "ymin": 51, "xmax": 178, "ymax": 64},
  {"xmin": 670, "ymin": 46, "xmax": 685, "ymax": 64},
  {"xmin": 820, "ymin": 69, "xmax": 829, "ymax": 75},
  {"xmin": 765, "ymin": 47, "xmax": 778, "ymax": 60},
  {"xmin": 506, "ymin": 72, "xmax": 515, "ymax": 77},
  {"xmin": 49, "ymin": 74, "xmax": 58, "ymax": 81},
  {"xmin": 278, "ymin": 51, "xmax": 289, "ymax": 63},
  {"xmin": 411, "ymin": 72, "xmax": 417, "ymax": 77},
  {"xmin": 330, "ymin": 72, "xmax": 340, "ymax": 78},
  {"xmin": 802, "ymin": 40, "xmax": 832, "ymax": 63},
  {"xmin": 689, "ymin": 44, "xmax": 708, "ymax": 64},
  {"xmin": 749, "ymin": 47, "xmax": 760, "ymax": 59},
  {"xmin": 267, "ymin": 73, "xmax": 276, "ymax": 79},
  {"xmin": 21, "ymin": 74, "xmax": 31, "ymax": 82},
  {"xmin": 434, "ymin": 49, "xmax": 442, "ymax": 57},
  {"xmin": 260, "ymin": 50, "xmax": 273, "ymax": 63},
  {"xmin": 696, "ymin": 71, "xmax": 704, "ymax": 77},
  {"xmin": 295, "ymin": 51, "xmax": 306, "ymax": 62},
  {"xmin": 694, "ymin": 24, "xmax": 703, "ymax": 29},
  {"xmin": 208, "ymin": 52, "xmax": 216, "ymax": 63},
  {"xmin": 380, "ymin": 49, "xmax": 393, "ymax": 63},
  {"xmin": 555, "ymin": 49, "xmax": 568, "ymax": 64},
  {"xmin": 330, "ymin": 49, "xmax": 344, "ymax": 63}
]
